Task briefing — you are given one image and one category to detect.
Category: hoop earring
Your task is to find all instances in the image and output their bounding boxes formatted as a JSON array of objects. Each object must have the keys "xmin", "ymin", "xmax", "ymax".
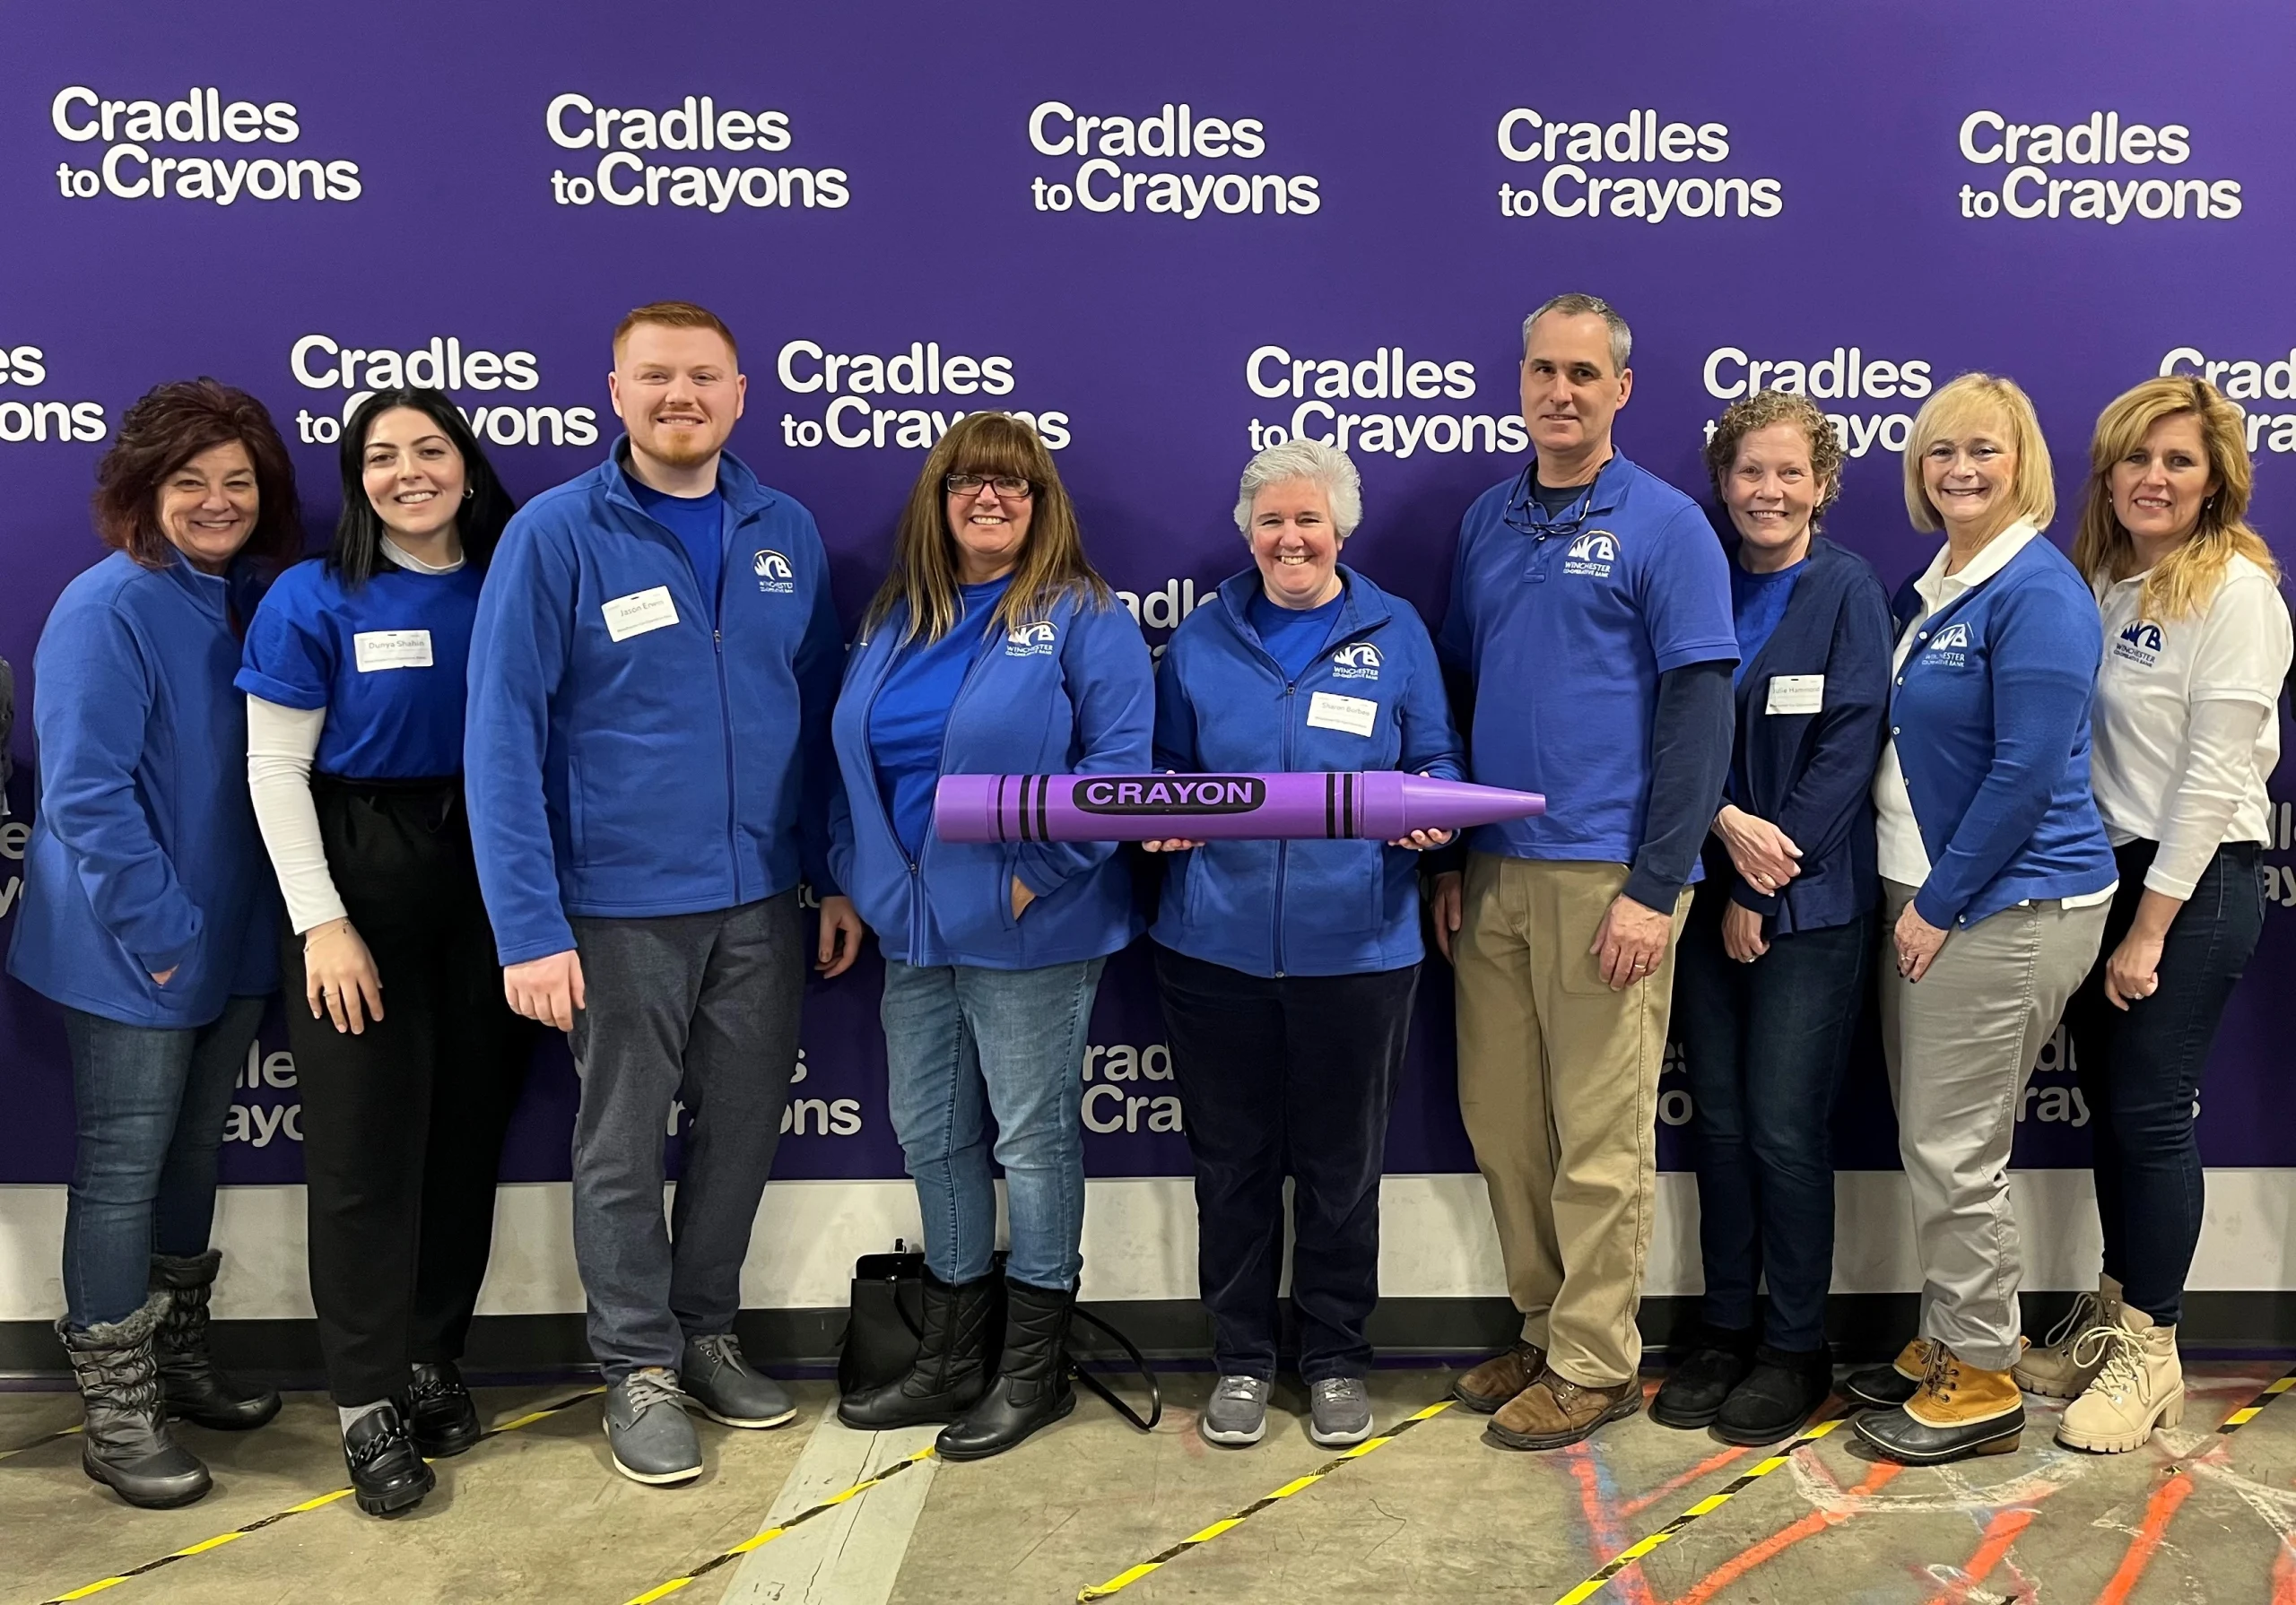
[{"xmin": 463, "ymin": 485, "xmax": 475, "ymax": 499}]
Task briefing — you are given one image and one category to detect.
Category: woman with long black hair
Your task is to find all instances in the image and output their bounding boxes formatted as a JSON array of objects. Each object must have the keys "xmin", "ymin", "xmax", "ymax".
[{"xmin": 237, "ymin": 387, "xmax": 532, "ymax": 1515}]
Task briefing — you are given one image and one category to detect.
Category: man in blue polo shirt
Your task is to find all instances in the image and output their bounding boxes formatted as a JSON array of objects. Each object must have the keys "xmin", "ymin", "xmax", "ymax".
[
  {"xmin": 1432, "ymin": 294, "xmax": 1736, "ymax": 1451},
  {"xmin": 466, "ymin": 302, "xmax": 865, "ymax": 1488}
]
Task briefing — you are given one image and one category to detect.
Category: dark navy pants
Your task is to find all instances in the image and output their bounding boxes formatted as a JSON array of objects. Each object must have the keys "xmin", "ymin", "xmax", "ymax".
[
  {"xmin": 2064, "ymin": 839, "xmax": 2264, "ymax": 1326},
  {"xmin": 1152, "ymin": 945, "xmax": 1417, "ymax": 1383},
  {"xmin": 1673, "ymin": 885, "xmax": 1872, "ymax": 1351}
]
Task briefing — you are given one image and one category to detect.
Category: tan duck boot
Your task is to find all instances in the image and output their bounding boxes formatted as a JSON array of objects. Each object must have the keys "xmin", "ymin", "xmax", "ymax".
[
  {"xmin": 2014, "ymin": 1274, "xmax": 2121, "ymax": 1399},
  {"xmin": 2057, "ymin": 1305, "xmax": 2182, "ymax": 1453},
  {"xmin": 1843, "ymin": 1337, "xmax": 1933, "ymax": 1410},
  {"xmin": 1853, "ymin": 1342, "xmax": 2023, "ymax": 1463}
]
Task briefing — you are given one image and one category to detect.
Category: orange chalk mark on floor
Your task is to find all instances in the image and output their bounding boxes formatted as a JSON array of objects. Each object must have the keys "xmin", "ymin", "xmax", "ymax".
[
  {"xmin": 2269, "ymin": 1536, "xmax": 2296, "ymax": 1605},
  {"xmin": 1668, "ymin": 1458, "xmax": 1904, "ymax": 1605},
  {"xmin": 2091, "ymin": 1471, "xmax": 2198, "ymax": 1605},
  {"xmin": 1563, "ymin": 1442, "xmax": 1657, "ymax": 1605},
  {"xmin": 1918, "ymin": 1506, "xmax": 2036, "ymax": 1605},
  {"xmin": 1622, "ymin": 1444, "xmax": 1752, "ymax": 1518}
]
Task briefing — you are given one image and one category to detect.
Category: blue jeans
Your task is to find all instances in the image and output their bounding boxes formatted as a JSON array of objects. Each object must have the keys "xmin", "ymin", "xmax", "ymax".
[
  {"xmin": 880, "ymin": 957, "xmax": 1105, "ymax": 1290},
  {"xmin": 63, "ymin": 996, "xmax": 267, "ymax": 1330},
  {"xmin": 1673, "ymin": 889, "xmax": 1872, "ymax": 1351}
]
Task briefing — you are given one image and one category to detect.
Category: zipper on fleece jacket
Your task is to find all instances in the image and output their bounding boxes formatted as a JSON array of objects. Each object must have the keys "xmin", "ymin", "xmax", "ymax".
[{"xmin": 635, "ymin": 499, "xmax": 742, "ymax": 903}]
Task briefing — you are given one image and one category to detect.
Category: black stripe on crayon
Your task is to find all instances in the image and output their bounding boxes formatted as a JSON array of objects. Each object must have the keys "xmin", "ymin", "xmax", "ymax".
[
  {"xmin": 1342, "ymin": 773, "xmax": 1355, "ymax": 838},
  {"xmin": 1325, "ymin": 773, "xmax": 1337, "ymax": 838},
  {"xmin": 996, "ymin": 775, "xmax": 1010, "ymax": 843},
  {"xmin": 1036, "ymin": 775, "xmax": 1051, "ymax": 842}
]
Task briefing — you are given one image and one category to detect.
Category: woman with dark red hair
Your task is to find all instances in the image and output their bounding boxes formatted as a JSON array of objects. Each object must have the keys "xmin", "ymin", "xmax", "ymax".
[{"xmin": 9, "ymin": 378, "xmax": 302, "ymax": 1509}]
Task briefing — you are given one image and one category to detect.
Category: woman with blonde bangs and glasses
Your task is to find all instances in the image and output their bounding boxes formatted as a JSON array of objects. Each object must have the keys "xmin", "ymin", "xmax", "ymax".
[
  {"xmin": 2017, "ymin": 378, "xmax": 2290, "ymax": 1454},
  {"xmin": 829, "ymin": 412, "xmax": 1152, "ymax": 1460},
  {"xmin": 1844, "ymin": 374, "xmax": 2118, "ymax": 1466}
]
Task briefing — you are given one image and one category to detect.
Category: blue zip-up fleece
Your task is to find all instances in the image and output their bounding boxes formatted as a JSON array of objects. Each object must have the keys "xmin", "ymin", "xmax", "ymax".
[
  {"xmin": 830, "ymin": 586, "xmax": 1152, "ymax": 969},
  {"xmin": 9, "ymin": 551, "xmax": 279, "ymax": 1027},
  {"xmin": 1888, "ymin": 536, "xmax": 2118, "ymax": 929},
  {"xmin": 1152, "ymin": 567, "xmax": 1463, "ymax": 977},
  {"xmin": 465, "ymin": 442, "xmax": 843, "ymax": 966},
  {"xmin": 1712, "ymin": 536, "xmax": 1892, "ymax": 935}
]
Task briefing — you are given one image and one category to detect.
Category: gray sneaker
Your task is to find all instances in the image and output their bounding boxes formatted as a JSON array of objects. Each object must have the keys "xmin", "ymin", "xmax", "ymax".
[
  {"xmin": 1308, "ymin": 1376, "xmax": 1374, "ymax": 1447},
  {"xmin": 604, "ymin": 1368, "xmax": 701, "ymax": 1485},
  {"xmin": 1199, "ymin": 1375, "xmax": 1272, "ymax": 1446},
  {"xmin": 680, "ymin": 1332, "xmax": 796, "ymax": 1429}
]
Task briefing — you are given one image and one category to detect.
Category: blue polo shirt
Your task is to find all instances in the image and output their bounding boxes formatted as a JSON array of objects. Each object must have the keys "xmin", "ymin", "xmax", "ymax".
[
  {"xmin": 238, "ymin": 555, "xmax": 484, "ymax": 777},
  {"xmin": 1437, "ymin": 451, "xmax": 1737, "ymax": 863}
]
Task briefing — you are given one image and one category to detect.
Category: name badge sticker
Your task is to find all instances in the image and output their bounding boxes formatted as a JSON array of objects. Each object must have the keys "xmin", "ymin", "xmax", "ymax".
[
  {"xmin": 602, "ymin": 586, "xmax": 680, "ymax": 642},
  {"xmin": 1766, "ymin": 674, "xmax": 1823, "ymax": 716},
  {"xmin": 1306, "ymin": 691, "xmax": 1379, "ymax": 738},
  {"xmin": 352, "ymin": 629, "xmax": 434, "ymax": 672}
]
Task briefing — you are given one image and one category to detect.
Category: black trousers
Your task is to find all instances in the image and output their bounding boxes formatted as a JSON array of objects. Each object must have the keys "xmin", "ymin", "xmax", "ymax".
[
  {"xmin": 1152, "ymin": 944, "xmax": 1418, "ymax": 1382},
  {"xmin": 2063, "ymin": 838, "xmax": 2264, "ymax": 1325},
  {"xmin": 285, "ymin": 776, "xmax": 533, "ymax": 1407}
]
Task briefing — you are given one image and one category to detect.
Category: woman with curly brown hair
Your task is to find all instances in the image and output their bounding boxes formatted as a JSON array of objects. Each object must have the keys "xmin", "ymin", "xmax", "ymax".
[
  {"xmin": 1650, "ymin": 390, "xmax": 1891, "ymax": 1444},
  {"xmin": 9, "ymin": 378, "xmax": 302, "ymax": 1509}
]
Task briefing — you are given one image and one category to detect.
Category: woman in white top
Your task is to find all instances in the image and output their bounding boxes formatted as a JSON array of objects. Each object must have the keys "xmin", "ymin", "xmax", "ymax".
[{"xmin": 2022, "ymin": 377, "xmax": 2292, "ymax": 1453}]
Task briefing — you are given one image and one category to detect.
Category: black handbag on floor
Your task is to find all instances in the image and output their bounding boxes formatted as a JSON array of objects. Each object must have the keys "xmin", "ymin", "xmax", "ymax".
[{"xmin": 836, "ymin": 1245, "xmax": 1162, "ymax": 1431}]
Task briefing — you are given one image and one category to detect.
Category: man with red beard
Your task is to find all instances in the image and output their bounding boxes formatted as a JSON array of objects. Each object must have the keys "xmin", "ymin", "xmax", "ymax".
[{"xmin": 466, "ymin": 301, "xmax": 864, "ymax": 1486}]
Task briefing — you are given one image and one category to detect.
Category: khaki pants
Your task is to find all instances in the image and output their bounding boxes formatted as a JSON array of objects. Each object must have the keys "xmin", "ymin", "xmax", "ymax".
[
  {"xmin": 1879, "ymin": 881, "xmax": 2108, "ymax": 1373},
  {"xmin": 1454, "ymin": 854, "xmax": 1692, "ymax": 1387}
]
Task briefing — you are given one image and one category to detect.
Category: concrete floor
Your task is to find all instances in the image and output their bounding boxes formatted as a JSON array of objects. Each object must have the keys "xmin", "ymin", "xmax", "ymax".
[{"xmin": 3, "ymin": 1364, "xmax": 2292, "ymax": 1604}]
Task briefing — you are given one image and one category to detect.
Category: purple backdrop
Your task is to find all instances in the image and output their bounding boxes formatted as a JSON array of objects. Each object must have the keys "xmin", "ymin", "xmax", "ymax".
[{"xmin": 3, "ymin": 1, "xmax": 2292, "ymax": 1194}]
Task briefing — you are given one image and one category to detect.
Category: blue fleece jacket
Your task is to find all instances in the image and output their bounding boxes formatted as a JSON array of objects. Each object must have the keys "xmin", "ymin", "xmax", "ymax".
[
  {"xmin": 465, "ymin": 441, "xmax": 842, "ymax": 966},
  {"xmin": 1152, "ymin": 567, "xmax": 1463, "ymax": 977},
  {"xmin": 1887, "ymin": 536, "xmax": 2118, "ymax": 928},
  {"xmin": 9, "ymin": 551, "xmax": 279, "ymax": 1027},
  {"xmin": 829, "ymin": 586, "xmax": 1152, "ymax": 969}
]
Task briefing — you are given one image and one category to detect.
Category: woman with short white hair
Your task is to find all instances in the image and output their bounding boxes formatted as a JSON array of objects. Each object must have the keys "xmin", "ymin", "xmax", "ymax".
[{"xmin": 1145, "ymin": 438, "xmax": 1463, "ymax": 1450}]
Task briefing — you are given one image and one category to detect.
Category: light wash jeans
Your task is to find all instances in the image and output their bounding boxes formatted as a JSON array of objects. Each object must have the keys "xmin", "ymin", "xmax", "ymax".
[{"xmin": 880, "ymin": 957, "xmax": 1106, "ymax": 1290}]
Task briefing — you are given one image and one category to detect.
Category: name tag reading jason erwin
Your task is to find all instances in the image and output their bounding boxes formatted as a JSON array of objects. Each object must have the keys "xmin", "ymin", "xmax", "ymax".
[
  {"xmin": 1765, "ymin": 674, "xmax": 1823, "ymax": 716},
  {"xmin": 602, "ymin": 586, "xmax": 680, "ymax": 642},
  {"xmin": 352, "ymin": 629, "xmax": 434, "ymax": 672},
  {"xmin": 1306, "ymin": 691, "xmax": 1378, "ymax": 737}
]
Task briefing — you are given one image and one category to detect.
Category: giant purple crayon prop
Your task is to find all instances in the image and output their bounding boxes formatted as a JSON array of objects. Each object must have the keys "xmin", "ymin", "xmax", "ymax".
[{"xmin": 934, "ymin": 772, "xmax": 1545, "ymax": 843}]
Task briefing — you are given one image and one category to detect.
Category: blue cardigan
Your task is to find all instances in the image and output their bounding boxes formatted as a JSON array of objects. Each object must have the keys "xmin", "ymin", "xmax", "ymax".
[
  {"xmin": 829, "ymin": 586, "xmax": 1153, "ymax": 969},
  {"xmin": 1708, "ymin": 536, "xmax": 1892, "ymax": 935},
  {"xmin": 8, "ymin": 551, "xmax": 279, "ymax": 1028},
  {"xmin": 1151, "ymin": 566, "xmax": 1464, "ymax": 976},
  {"xmin": 1888, "ymin": 535, "xmax": 2118, "ymax": 928}
]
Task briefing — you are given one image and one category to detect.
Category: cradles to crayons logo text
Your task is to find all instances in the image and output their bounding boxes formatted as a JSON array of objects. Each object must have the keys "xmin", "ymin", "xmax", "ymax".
[
  {"xmin": 1074, "ymin": 776, "xmax": 1265, "ymax": 813},
  {"xmin": 1494, "ymin": 108, "xmax": 1782, "ymax": 221},
  {"xmin": 1957, "ymin": 110, "xmax": 2240, "ymax": 221},
  {"xmin": 50, "ymin": 86, "xmax": 360, "ymax": 204},
  {"xmin": 1026, "ymin": 101, "xmax": 1320, "ymax": 217},
  {"xmin": 544, "ymin": 92, "xmax": 848, "ymax": 212}
]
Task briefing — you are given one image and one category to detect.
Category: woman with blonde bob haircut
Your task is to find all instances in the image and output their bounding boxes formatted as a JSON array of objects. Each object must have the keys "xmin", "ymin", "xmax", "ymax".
[
  {"xmin": 2022, "ymin": 378, "xmax": 2290, "ymax": 1453},
  {"xmin": 829, "ymin": 412, "xmax": 1152, "ymax": 1460},
  {"xmin": 1847, "ymin": 374, "xmax": 2118, "ymax": 1466}
]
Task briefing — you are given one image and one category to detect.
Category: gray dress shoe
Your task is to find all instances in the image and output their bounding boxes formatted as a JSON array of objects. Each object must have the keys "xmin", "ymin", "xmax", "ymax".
[
  {"xmin": 604, "ymin": 1368, "xmax": 702, "ymax": 1485},
  {"xmin": 1308, "ymin": 1376, "xmax": 1374, "ymax": 1447},
  {"xmin": 1199, "ymin": 1375, "xmax": 1272, "ymax": 1446},
  {"xmin": 680, "ymin": 1333, "xmax": 796, "ymax": 1428}
]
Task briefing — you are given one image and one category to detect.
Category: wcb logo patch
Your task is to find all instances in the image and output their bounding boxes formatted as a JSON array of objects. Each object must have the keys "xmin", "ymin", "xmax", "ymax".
[
  {"xmin": 2114, "ymin": 619, "xmax": 2164, "ymax": 667},
  {"xmin": 1925, "ymin": 620, "xmax": 1972, "ymax": 667},
  {"xmin": 1005, "ymin": 620, "xmax": 1058, "ymax": 657},
  {"xmin": 1329, "ymin": 642, "xmax": 1382, "ymax": 681},
  {"xmin": 752, "ymin": 549, "xmax": 796, "ymax": 594},
  {"xmin": 1562, "ymin": 529, "xmax": 1618, "ymax": 577}
]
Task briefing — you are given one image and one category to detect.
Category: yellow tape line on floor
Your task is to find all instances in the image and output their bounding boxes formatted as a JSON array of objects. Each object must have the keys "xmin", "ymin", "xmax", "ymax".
[
  {"xmin": 618, "ymin": 1444, "xmax": 937, "ymax": 1604},
  {"xmin": 0, "ymin": 1422, "xmax": 82, "ymax": 1464},
  {"xmin": 33, "ymin": 1387, "xmax": 604, "ymax": 1605},
  {"xmin": 1074, "ymin": 1398, "xmax": 1456, "ymax": 1601},
  {"xmin": 1547, "ymin": 1360, "xmax": 2296, "ymax": 1605}
]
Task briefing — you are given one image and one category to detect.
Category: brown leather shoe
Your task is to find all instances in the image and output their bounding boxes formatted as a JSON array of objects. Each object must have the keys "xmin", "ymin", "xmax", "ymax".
[
  {"xmin": 1453, "ymin": 1340, "xmax": 1545, "ymax": 1414},
  {"xmin": 1483, "ymin": 1371, "xmax": 1641, "ymax": 1451}
]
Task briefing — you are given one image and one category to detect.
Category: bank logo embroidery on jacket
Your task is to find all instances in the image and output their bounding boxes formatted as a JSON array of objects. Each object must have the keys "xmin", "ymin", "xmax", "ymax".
[
  {"xmin": 1563, "ymin": 530, "xmax": 1617, "ymax": 577},
  {"xmin": 1006, "ymin": 620, "xmax": 1058, "ymax": 656},
  {"xmin": 1329, "ymin": 642, "xmax": 1382, "ymax": 680},
  {"xmin": 752, "ymin": 549, "xmax": 796, "ymax": 594},
  {"xmin": 2114, "ymin": 619, "xmax": 2164, "ymax": 666},
  {"xmin": 1926, "ymin": 620, "xmax": 1972, "ymax": 666}
]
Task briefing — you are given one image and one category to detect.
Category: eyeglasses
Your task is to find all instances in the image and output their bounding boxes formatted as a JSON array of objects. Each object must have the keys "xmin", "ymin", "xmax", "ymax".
[{"xmin": 945, "ymin": 473, "xmax": 1033, "ymax": 498}]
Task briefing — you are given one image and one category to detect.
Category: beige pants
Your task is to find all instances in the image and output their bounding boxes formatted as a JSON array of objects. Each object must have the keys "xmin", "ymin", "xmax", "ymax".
[
  {"xmin": 1454, "ymin": 854, "xmax": 1692, "ymax": 1388},
  {"xmin": 1879, "ymin": 880, "xmax": 2109, "ymax": 1374}
]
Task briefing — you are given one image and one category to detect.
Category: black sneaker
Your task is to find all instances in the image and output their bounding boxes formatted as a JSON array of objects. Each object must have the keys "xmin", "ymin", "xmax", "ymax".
[
  {"xmin": 1715, "ymin": 1345, "xmax": 1833, "ymax": 1445},
  {"xmin": 405, "ymin": 1361, "xmax": 483, "ymax": 1458},
  {"xmin": 344, "ymin": 1402, "xmax": 434, "ymax": 1517},
  {"xmin": 1650, "ymin": 1328, "xmax": 1756, "ymax": 1429}
]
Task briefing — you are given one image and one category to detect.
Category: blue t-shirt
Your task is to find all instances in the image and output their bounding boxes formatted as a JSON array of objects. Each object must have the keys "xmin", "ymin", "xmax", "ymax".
[
  {"xmin": 1246, "ymin": 587, "xmax": 1345, "ymax": 681},
  {"xmin": 236, "ymin": 555, "xmax": 484, "ymax": 777},
  {"xmin": 868, "ymin": 577, "xmax": 1013, "ymax": 857},
  {"xmin": 1729, "ymin": 557, "xmax": 1806, "ymax": 690},
  {"xmin": 631, "ymin": 480, "xmax": 725, "ymax": 618}
]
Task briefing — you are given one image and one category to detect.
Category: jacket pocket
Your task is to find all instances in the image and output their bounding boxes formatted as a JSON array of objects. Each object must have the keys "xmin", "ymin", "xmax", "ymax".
[{"xmin": 1280, "ymin": 838, "xmax": 1385, "ymax": 940}]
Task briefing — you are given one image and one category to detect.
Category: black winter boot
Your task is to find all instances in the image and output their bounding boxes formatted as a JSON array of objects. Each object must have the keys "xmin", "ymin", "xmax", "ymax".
[
  {"xmin": 841, "ymin": 1271, "xmax": 995, "ymax": 1429},
  {"xmin": 59, "ymin": 1296, "xmax": 212, "ymax": 1509},
  {"xmin": 1650, "ymin": 1324, "xmax": 1757, "ymax": 1429},
  {"xmin": 152, "ymin": 1249, "xmax": 281, "ymax": 1430},
  {"xmin": 935, "ymin": 1277, "xmax": 1074, "ymax": 1461},
  {"xmin": 1716, "ymin": 1344, "xmax": 1835, "ymax": 1444}
]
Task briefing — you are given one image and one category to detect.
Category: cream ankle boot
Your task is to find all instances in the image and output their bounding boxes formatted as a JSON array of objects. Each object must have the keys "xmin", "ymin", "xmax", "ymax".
[
  {"xmin": 2014, "ymin": 1274, "xmax": 2122, "ymax": 1398},
  {"xmin": 2057, "ymin": 1304, "xmax": 2182, "ymax": 1453}
]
